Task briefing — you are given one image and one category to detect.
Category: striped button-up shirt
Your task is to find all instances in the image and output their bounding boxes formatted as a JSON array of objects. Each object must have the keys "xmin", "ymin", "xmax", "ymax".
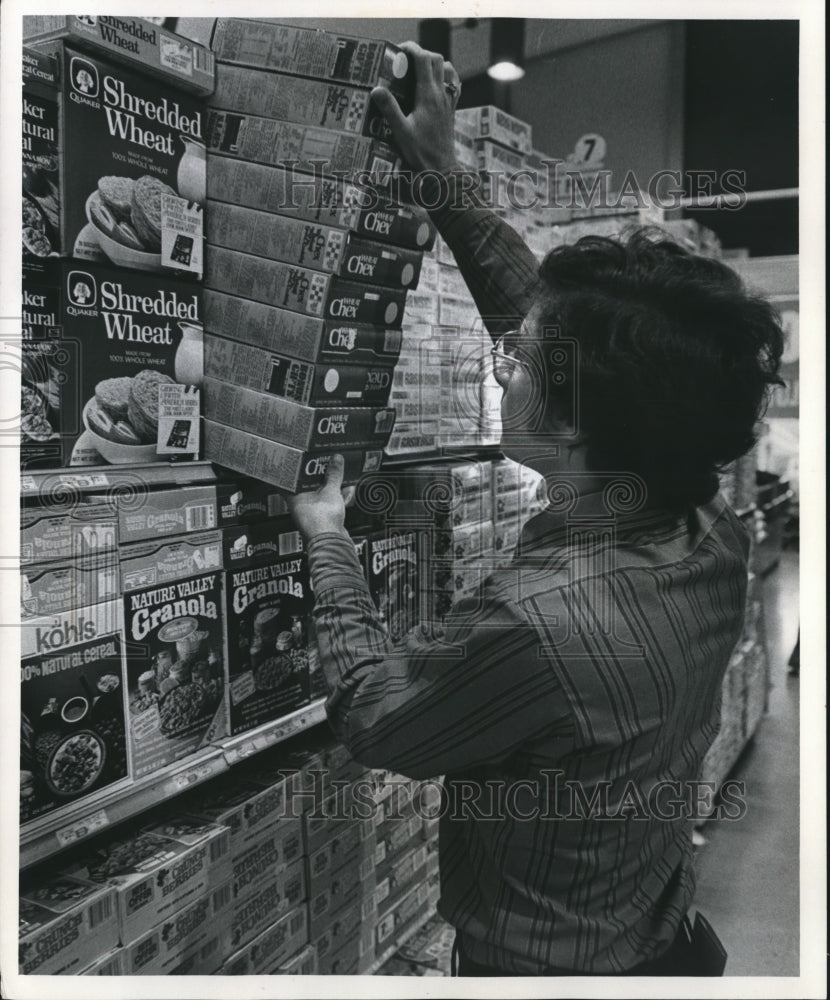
[{"xmin": 306, "ymin": 175, "xmax": 750, "ymax": 973}]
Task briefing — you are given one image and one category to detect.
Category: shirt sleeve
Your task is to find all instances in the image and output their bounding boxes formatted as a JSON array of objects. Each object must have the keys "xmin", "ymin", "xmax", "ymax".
[
  {"xmin": 416, "ymin": 169, "xmax": 541, "ymax": 337},
  {"xmin": 307, "ymin": 529, "xmax": 566, "ymax": 780}
]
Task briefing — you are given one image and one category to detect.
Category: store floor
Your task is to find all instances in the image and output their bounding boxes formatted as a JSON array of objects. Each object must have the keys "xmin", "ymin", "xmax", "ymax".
[{"xmin": 692, "ymin": 549, "xmax": 801, "ymax": 976}]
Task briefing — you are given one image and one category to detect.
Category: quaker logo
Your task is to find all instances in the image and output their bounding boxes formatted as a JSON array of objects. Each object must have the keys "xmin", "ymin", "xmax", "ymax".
[
  {"xmin": 70, "ymin": 56, "xmax": 100, "ymax": 98},
  {"xmin": 75, "ymin": 15, "xmax": 99, "ymax": 27},
  {"xmin": 67, "ymin": 271, "xmax": 97, "ymax": 308}
]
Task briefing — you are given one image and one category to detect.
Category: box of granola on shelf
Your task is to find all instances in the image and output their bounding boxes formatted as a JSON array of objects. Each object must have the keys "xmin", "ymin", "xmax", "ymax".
[
  {"xmin": 20, "ymin": 499, "xmax": 118, "ymax": 566},
  {"xmin": 19, "ymin": 41, "xmax": 206, "ymax": 275},
  {"xmin": 22, "ymin": 47, "xmax": 61, "ymax": 262},
  {"xmin": 19, "ymin": 872, "xmax": 118, "ymax": 975},
  {"xmin": 220, "ymin": 518, "xmax": 313, "ymax": 736},
  {"xmin": 20, "ymin": 600, "xmax": 128, "ymax": 825},
  {"xmin": 122, "ymin": 564, "xmax": 226, "ymax": 777}
]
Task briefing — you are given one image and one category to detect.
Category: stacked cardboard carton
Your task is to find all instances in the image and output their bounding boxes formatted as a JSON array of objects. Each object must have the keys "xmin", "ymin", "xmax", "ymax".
[{"xmin": 201, "ymin": 19, "xmax": 438, "ymax": 492}]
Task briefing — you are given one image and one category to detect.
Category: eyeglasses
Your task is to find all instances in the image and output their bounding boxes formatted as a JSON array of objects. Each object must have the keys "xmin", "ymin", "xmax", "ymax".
[{"xmin": 490, "ymin": 329, "xmax": 530, "ymax": 381}]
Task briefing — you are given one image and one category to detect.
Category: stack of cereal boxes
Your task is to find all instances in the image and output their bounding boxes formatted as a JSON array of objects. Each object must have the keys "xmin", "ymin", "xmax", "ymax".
[
  {"xmin": 201, "ymin": 19, "xmax": 437, "ymax": 491},
  {"xmin": 21, "ymin": 18, "xmax": 214, "ymax": 470}
]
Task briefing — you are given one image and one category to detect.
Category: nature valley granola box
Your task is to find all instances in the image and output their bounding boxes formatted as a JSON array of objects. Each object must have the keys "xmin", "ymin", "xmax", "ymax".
[
  {"xmin": 20, "ymin": 600, "xmax": 128, "ymax": 825},
  {"xmin": 221, "ymin": 519, "xmax": 313, "ymax": 735},
  {"xmin": 23, "ymin": 42, "xmax": 206, "ymax": 274},
  {"xmin": 64, "ymin": 817, "xmax": 231, "ymax": 944},
  {"xmin": 123, "ymin": 567, "xmax": 226, "ymax": 777},
  {"xmin": 359, "ymin": 528, "xmax": 420, "ymax": 643},
  {"xmin": 19, "ymin": 873, "xmax": 118, "ymax": 975}
]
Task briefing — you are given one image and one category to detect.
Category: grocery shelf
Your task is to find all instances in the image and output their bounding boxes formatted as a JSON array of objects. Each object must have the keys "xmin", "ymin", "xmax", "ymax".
[
  {"xmin": 20, "ymin": 698, "xmax": 327, "ymax": 870},
  {"xmin": 20, "ymin": 461, "xmax": 219, "ymax": 499}
]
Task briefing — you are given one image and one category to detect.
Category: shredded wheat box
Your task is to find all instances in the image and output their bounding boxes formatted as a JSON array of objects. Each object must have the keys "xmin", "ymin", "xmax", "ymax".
[
  {"xmin": 19, "ymin": 873, "xmax": 118, "ymax": 975},
  {"xmin": 204, "ymin": 379, "xmax": 396, "ymax": 451},
  {"xmin": 203, "ymin": 288, "xmax": 402, "ymax": 365},
  {"xmin": 20, "ymin": 600, "xmax": 128, "ymax": 824},
  {"xmin": 20, "ymin": 500, "xmax": 118, "ymax": 566},
  {"xmin": 64, "ymin": 818, "xmax": 231, "ymax": 944},
  {"xmin": 221, "ymin": 904, "xmax": 309, "ymax": 975},
  {"xmin": 206, "ymin": 110, "xmax": 398, "ymax": 187},
  {"xmin": 211, "ymin": 63, "xmax": 390, "ymax": 139},
  {"xmin": 122, "ymin": 566, "xmax": 226, "ymax": 777},
  {"xmin": 206, "ymin": 157, "xmax": 434, "ymax": 249},
  {"xmin": 221, "ymin": 519, "xmax": 313, "ymax": 735},
  {"xmin": 23, "ymin": 15, "xmax": 215, "ymax": 95},
  {"xmin": 118, "ymin": 879, "xmax": 233, "ymax": 975},
  {"xmin": 204, "ymin": 246, "xmax": 406, "ymax": 325},
  {"xmin": 204, "ymin": 421, "xmax": 383, "ymax": 493},
  {"xmin": 23, "ymin": 42, "xmax": 206, "ymax": 275},
  {"xmin": 20, "ymin": 260, "xmax": 203, "ymax": 470},
  {"xmin": 204, "ymin": 334, "xmax": 394, "ymax": 408}
]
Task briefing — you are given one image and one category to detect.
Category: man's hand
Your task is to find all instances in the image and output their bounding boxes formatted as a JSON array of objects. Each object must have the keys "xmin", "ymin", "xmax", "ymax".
[
  {"xmin": 371, "ymin": 40, "xmax": 462, "ymax": 176},
  {"xmin": 288, "ymin": 454, "xmax": 349, "ymax": 541}
]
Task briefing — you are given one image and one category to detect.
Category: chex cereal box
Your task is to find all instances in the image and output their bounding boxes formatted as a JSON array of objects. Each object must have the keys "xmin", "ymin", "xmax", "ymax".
[
  {"xmin": 204, "ymin": 421, "xmax": 383, "ymax": 493},
  {"xmin": 204, "ymin": 247, "xmax": 406, "ymax": 326},
  {"xmin": 22, "ymin": 42, "xmax": 206, "ymax": 274},
  {"xmin": 204, "ymin": 379, "xmax": 395, "ymax": 451},
  {"xmin": 20, "ymin": 500, "xmax": 117, "ymax": 566},
  {"xmin": 206, "ymin": 157, "xmax": 434, "ymax": 250},
  {"xmin": 23, "ymin": 15, "xmax": 215, "ymax": 96},
  {"xmin": 22, "ymin": 48, "xmax": 61, "ymax": 262},
  {"xmin": 64, "ymin": 816, "xmax": 231, "ymax": 943},
  {"xmin": 20, "ymin": 260, "xmax": 202, "ymax": 470},
  {"xmin": 122, "ymin": 567, "xmax": 226, "ymax": 776},
  {"xmin": 220, "ymin": 518, "xmax": 312, "ymax": 735},
  {"xmin": 278, "ymin": 942, "xmax": 318, "ymax": 974},
  {"xmin": 211, "ymin": 64, "xmax": 390, "ymax": 140},
  {"xmin": 20, "ymin": 600, "xmax": 128, "ymax": 824},
  {"xmin": 118, "ymin": 879, "xmax": 233, "ymax": 975},
  {"xmin": 221, "ymin": 904, "xmax": 309, "ymax": 975},
  {"xmin": 210, "ymin": 19, "xmax": 412, "ymax": 96},
  {"xmin": 19, "ymin": 872, "xmax": 118, "ymax": 975},
  {"xmin": 203, "ymin": 289, "xmax": 402, "ymax": 365},
  {"xmin": 204, "ymin": 335, "xmax": 394, "ymax": 408},
  {"xmin": 206, "ymin": 110, "xmax": 399, "ymax": 187}
]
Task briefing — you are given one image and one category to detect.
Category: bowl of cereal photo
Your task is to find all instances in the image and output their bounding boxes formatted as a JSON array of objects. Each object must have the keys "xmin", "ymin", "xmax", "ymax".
[
  {"xmin": 44, "ymin": 730, "xmax": 106, "ymax": 799},
  {"xmin": 85, "ymin": 180, "xmax": 163, "ymax": 271}
]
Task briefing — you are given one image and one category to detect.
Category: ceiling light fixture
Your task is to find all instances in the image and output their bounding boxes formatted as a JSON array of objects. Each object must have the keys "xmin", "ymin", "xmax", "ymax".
[{"xmin": 488, "ymin": 18, "xmax": 526, "ymax": 81}]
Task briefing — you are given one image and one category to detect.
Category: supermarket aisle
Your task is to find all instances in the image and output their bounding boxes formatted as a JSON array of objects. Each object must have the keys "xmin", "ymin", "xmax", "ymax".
[{"xmin": 692, "ymin": 550, "xmax": 800, "ymax": 976}]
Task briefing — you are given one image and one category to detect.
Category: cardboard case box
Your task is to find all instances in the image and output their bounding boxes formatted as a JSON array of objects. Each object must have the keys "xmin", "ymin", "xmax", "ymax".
[
  {"xmin": 228, "ymin": 859, "xmax": 307, "ymax": 955},
  {"xmin": 204, "ymin": 379, "xmax": 396, "ymax": 451},
  {"xmin": 20, "ymin": 260, "xmax": 203, "ymax": 470},
  {"xmin": 19, "ymin": 873, "xmax": 118, "ymax": 975},
  {"xmin": 115, "ymin": 484, "xmax": 218, "ymax": 544},
  {"xmin": 204, "ymin": 246, "xmax": 407, "ymax": 326},
  {"xmin": 23, "ymin": 15, "xmax": 216, "ymax": 95},
  {"xmin": 204, "ymin": 421, "xmax": 383, "ymax": 493},
  {"xmin": 456, "ymin": 105, "xmax": 533, "ymax": 153},
  {"xmin": 204, "ymin": 334, "xmax": 394, "ymax": 408},
  {"xmin": 20, "ymin": 600, "xmax": 129, "ymax": 824},
  {"xmin": 221, "ymin": 904, "xmax": 309, "ymax": 975},
  {"xmin": 65, "ymin": 817, "xmax": 232, "ymax": 945},
  {"xmin": 22, "ymin": 41, "xmax": 206, "ymax": 276},
  {"xmin": 203, "ymin": 289, "xmax": 402, "ymax": 365},
  {"xmin": 206, "ymin": 157, "xmax": 435, "ymax": 250}
]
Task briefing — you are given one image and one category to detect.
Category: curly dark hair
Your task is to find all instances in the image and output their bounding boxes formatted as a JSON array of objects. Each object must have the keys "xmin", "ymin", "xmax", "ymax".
[{"xmin": 533, "ymin": 228, "xmax": 784, "ymax": 513}]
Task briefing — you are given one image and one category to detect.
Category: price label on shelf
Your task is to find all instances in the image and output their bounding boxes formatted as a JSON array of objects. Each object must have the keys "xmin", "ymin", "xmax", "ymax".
[
  {"xmin": 164, "ymin": 762, "xmax": 216, "ymax": 796},
  {"xmin": 55, "ymin": 809, "xmax": 109, "ymax": 848}
]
